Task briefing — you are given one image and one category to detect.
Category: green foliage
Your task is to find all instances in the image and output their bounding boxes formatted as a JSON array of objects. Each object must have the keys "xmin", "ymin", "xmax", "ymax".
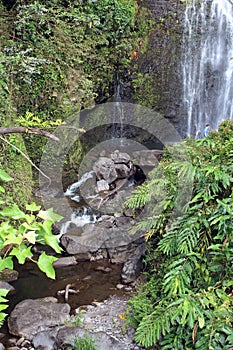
[
  {"xmin": 2, "ymin": 0, "xmax": 144, "ymax": 117},
  {"xmin": 0, "ymin": 289, "xmax": 8, "ymax": 327},
  {"xmin": 1, "ymin": 0, "xmax": 148, "ymax": 169},
  {"xmin": 0, "ymin": 169, "xmax": 63, "ymax": 323},
  {"xmin": 67, "ymin": 332, "xmax": 98, "ymax": 350},
  {"xmin": 126, "ymin": 120, "xmax": 233, "ymax": 349}
]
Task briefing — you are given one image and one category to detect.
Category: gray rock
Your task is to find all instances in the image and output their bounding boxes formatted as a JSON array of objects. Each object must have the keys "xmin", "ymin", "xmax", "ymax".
[
  {"xmin": 32, "ymin": 330, "xmax": 58, "ymax": 350},
  {"xmin": 58, "ymin": 328, "xmax": 126, "ymax": 350},
  {"xmin": 93, "ymin": 157, "xmax": 118, "ymax": 184},
  {"xmin": 0, "ymin": 269, "xmax": 19, "ymax": 282},
  {"xmin": 0, "ymin": 281, "xmax": 15, "ymax": 294},
  {"xmin": 61, "ymin": 223, "xmax": 109, "ymax": 255},
  {"xmin": 0, "ymin": 343, "xmax": 5, "ymax": 350},
  {"xmin": 110, "ymin": 150, "xmax": 131, "ymax": 164},
  {"xmin": 8, "ymin": 299, "xmax": 70, "ymax": 340},
  {"xmin": 121, "ymin": 243, "xmax": 146, "ymax": 283},
  {"xmin": 96, "ymin": 179, "xmax": 109, "ymax": 192},
  {"xmin": 114, "ymin": 163, "xmax": 130, "ymax": 178},
  {"xmin": 52, "ymin": 256, "xmax": 77, "ymax": 268},
  {"xmin": 132, "ymin": 150, "xmax": 162, "ymax": 167}
]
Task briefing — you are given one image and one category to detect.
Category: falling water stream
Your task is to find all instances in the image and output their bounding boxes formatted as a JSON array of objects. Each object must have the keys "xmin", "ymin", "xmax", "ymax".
[{"xmin": 182, "ymin": 0, "xmax": 233, "ymax": 137}]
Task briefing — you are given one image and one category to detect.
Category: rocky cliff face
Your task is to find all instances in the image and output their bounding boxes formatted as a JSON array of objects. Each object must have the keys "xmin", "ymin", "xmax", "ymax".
[{"xmin": 133, "ymin": 0, "xmax": 185, "ymax": 134}]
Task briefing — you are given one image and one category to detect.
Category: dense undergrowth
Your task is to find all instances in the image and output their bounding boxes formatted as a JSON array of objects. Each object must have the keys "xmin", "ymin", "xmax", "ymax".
[
  {"xmin": 0, "ymin": 0, "xmax": 147, "ymax": 204},
  {"xmin": 126, "ymin": 119, "xmax": 233, "ymax": 349}
]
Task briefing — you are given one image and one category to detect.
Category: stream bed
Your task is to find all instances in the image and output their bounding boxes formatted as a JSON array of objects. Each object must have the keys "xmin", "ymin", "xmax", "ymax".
[{"xmin": 0, "ymin": 259, "xmax": 128, "ymax": 347}]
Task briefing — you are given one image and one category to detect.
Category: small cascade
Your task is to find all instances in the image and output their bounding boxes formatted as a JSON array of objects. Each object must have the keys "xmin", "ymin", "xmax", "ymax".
[
  {"xmin": 59, "ymin": 207, "xmax": 98, "ymax": 238},
  {"xmin": 182, "ymin": 0, "xmax": 233, "ymax": 137},
  {"xmin": 64, "ymin": 171, "xmax": 94, "ymax": 200},
  {"xmin": 60, "ymin": 171, "xmax": 98, "ymax": 238}
]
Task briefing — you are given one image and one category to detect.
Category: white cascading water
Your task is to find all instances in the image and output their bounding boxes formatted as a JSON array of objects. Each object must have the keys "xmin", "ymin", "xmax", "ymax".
[
  {"xmin": 182, "ymin": 0, "xmax": 233, "ymax": 138},
  {"xmin": 64, "ymin": 171, "xmax": 94, "ymax": 200},
  {"xmin": 59, "ymin": 171, "xmax": 98, "ymax": 239}
]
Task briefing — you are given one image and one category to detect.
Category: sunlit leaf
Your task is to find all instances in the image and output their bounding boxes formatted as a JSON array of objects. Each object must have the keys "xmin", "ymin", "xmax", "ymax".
[
  {"xmin": 3, "ymin": 232, "xmax": 23, "ymax": 246},
  {"xmin": 0, "ymin": 204, "xmax": 25, "ymax": 220},
  {"xmin": 26, "ymin": 203, "xmax": 41, "ymax": 212},
  {"xmin": 0, "ymin": 256, "xmax": 13, "ymax": 271},
  {"xmin": 23, "ymin": 231, "xmax": 36, "ymax": 244},
  {"xmin": 38, "ymin": 208, "xmax": 63, "ymax": 223},
  {"xmin": 10, "ymin": 245, "xmax": 33, "ymax": 264},
  {"xmin": 37, "ymin": 252, "xmax": 57, "ymax": 279},
  {"xmin": 0, "ymin": 169, "xmax": 13, "ymax": 182},
  {"xmin": 44, "ymin": 234, "xmax": 62, "ymax": 253}
]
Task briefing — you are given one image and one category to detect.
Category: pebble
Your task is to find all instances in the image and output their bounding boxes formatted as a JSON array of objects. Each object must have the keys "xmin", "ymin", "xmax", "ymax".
[{"xmin": 116, "ymin": 283, "xmax": 124, "ymax": 290}]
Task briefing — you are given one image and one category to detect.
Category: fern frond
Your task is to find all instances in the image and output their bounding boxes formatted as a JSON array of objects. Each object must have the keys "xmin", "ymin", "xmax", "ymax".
[
  {"xmin": 163, "ymin": 258, "xmax": 191, "ymax": 297},
  {"xmin": 124, "ymin": 182, "xmax": 150, "ymax": 209},
  {"xmin": 134, "ymin": 304, "xmax": 176, "ymax": 348}
]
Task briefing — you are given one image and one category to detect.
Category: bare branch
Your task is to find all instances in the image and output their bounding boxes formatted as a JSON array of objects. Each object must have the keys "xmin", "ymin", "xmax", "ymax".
[{"xmin": 0, "ymin": 127, "xmax": 60, "ymax": 141}]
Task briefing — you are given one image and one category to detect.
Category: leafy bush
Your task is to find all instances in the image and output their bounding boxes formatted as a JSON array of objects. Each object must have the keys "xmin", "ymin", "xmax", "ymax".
[
  {"xmin": 126, "ymin": 120, "xmax": 233, "ymax": 349},
  {"xmin": 0, "ymin": 168, "xmax": 63, "ymax": 325}
]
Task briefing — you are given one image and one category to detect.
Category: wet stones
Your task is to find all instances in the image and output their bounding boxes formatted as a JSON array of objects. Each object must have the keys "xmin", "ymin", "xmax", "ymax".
[{"xmin": 8, "ymin": 299, "xmax": 70, "ymax": 340}]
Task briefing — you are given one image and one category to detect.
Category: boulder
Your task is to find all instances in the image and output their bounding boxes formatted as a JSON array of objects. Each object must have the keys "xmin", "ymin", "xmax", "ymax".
[
  {"xmin": 93, "ymin": 157, "xmax": 118, "ymax": 184},
  {"xmin": 114, "ymin": 163, "xmax": 131, "ymax": 178},
  {"xmin": 8, "ymin": 299, "xmax": 70, "ymax": 340},
  {"xmin": 110, "ymin": 150, "xmax": 131, "ymax": 164},
  {"xmin": 61, "ymin": 223, "xmax": 110, "ymax": 255}
]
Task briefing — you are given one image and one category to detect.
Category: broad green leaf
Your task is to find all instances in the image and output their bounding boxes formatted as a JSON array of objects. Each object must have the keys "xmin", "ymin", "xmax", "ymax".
[
  {"xmin": 38, "ymin": 208, "xmax": 63, "ymax": 223},
  {"xmin": 24, "ymin": 214, "xmax": 35, "ymax": 224},
  {"xmin": 21, "ymin": 222, "xmax": 39, "ymax": 231},
  {"xmin": 0, "ymin": 186, "xmax": 5, "ymax": 193},
  {"xmin": 23, "ymin": 231, "xmax": 36, "ymax": 244},
  {"xmin": 44, "ymin": 234, "xmax": 63, "ymax": 254},
  {"xmin": 10, "ymin": 246, "xmax": 33, "ymax": 264},
  {"xmin": 42, "ymin": 219, "xmax": 53, "ymax": 234},
  {"xmin": 3, "ymin": 232, "xmax": 23, "ymax": 246},
  {"xmin": 0, "ymin": 288, "xmax": 8, "ymax": 299},
  {"xmin": 26, "ymin": 203, "xmax": 41, "ymax": 212},
  {"xmin": 37, "ymin": 252, "xmax": 57, "ymax": 279},
  {"xmin": 0, "ymin": 304, "xmax": 8, "ymax": 311},
  {"xmin": 0, "ymin": 312, "xmax": 7, "ymax": 320},
  {"xmin": 0, "ymin": 169, "xmax": 13, "ymax": 182},
  {"xmin": 0, "ymin": 256, "xmax": 13, "ymax": 271},
  {"xmin": 0, "ymin": 204, "xmax": 25, "ymax": 220}
]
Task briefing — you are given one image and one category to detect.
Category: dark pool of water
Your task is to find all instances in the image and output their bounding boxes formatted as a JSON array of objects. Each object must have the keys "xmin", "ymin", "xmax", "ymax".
[
  {"xmin": 0, "ymin": 259, "xmax": 125, "ymax": 345},
  {"xmin": 9, "ymin": 259, "xmax": 124, "ymax": 311}
]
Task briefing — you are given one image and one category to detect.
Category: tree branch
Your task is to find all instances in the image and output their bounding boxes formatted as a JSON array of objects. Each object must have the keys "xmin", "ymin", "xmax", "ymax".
[{"xmin": 0, "ymin": 127, "xmax": 60, "ymax": 141}]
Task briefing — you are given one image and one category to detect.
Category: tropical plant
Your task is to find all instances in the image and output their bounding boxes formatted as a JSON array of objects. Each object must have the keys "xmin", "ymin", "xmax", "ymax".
[
  {"xmin": 126, "ymin": 120, "xmax": 233, "ymax": 349},
  {"xmin": 0, "ymin": 168, "xmax": 63, "ymax": 325}
]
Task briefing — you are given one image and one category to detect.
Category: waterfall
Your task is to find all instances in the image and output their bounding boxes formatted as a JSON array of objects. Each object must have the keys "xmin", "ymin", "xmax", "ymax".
[
  {"xmin": 182, "ymin": 0, "xmax": 233, "ymax": 137},
  {"xmin": 112, "ymin": 71, "xmax": 125, "ymax": 140}
]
